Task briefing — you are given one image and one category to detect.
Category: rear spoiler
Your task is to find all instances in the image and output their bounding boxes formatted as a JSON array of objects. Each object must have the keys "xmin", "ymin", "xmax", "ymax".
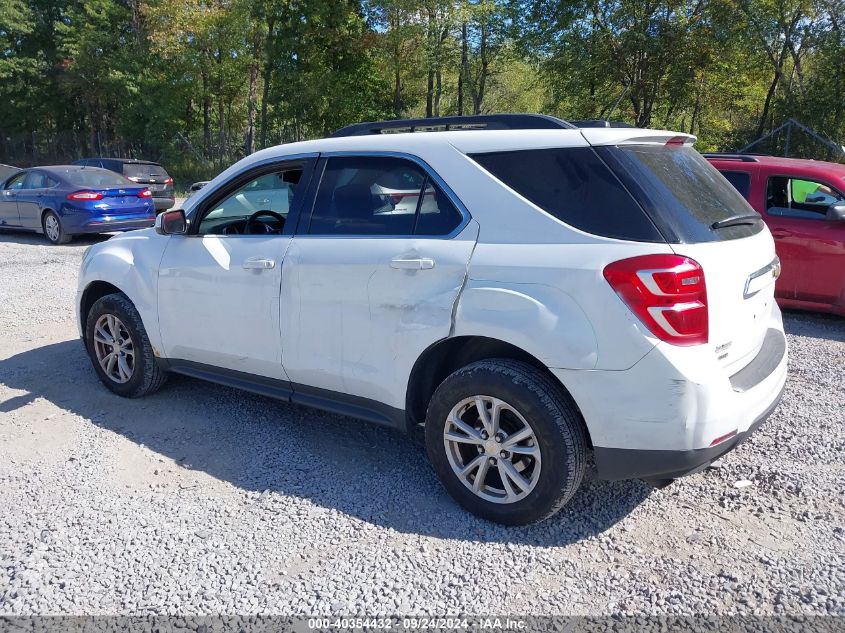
[{"xmin": 580, "ymin": 128, "xmax": 696, "ymax": 147}]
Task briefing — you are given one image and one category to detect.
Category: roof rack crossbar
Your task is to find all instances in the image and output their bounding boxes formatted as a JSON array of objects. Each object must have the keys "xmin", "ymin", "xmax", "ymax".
[
  {"xmin": 702, "ymin": 153, "xmax": 759, "ymax": 162},
  {"xmin": 330, "ymin": 114, "xmax": 577, "ymax": 137}
]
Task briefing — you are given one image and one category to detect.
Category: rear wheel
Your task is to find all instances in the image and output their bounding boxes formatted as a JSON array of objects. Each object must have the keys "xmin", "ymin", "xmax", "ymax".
[
  {"xmin": 42, "ymin": 210, "xmax": 71, "ymax": 244},
  {"xmin": 425, "ymin": 359, "xmax": 587, "ymax": 525},
  {"xmin": 85, "ymin": 293, "xmax": 167, "ymax": 397}
]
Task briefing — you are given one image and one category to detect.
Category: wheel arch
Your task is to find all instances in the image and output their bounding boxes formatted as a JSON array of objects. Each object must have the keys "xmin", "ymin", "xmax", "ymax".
[
  {"xmin": 80, "ymin": 280, "xmax": 126, "ymax": 328},
  {"xmin": 405, "ymin": 335, "xmax": 592, "ymax": 447},
  {"xmin": 40, "ymin": 207, "xmax": 57, "ymax": 233}
]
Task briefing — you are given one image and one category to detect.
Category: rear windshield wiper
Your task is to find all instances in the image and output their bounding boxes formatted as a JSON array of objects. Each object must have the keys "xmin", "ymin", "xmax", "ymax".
[{"xmin": 711, "ymin": 214, "xmax": 762, "ymax": 229}]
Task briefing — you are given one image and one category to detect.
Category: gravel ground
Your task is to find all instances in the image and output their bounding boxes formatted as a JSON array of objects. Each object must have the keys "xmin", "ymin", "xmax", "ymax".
[{"xmin": 0, "ymin": 230, "xmax": 843, "ymax": 617}]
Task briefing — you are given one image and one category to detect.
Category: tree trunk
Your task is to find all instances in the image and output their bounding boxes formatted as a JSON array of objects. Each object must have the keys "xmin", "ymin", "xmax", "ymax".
[
  {"xmin": 259, "ymin": 17, "xmax": 275, "ymax": 150},
  {"xmin": 754, "ymin": 41, "xmax": 790, "ymax": 140},
  {"xmin": 201, "ymin": 69, "xmax": 211, "ymax": 157},
  {"xmin": 474, "ymin": 21, "xmax": 489, "ymax": 115},
  {"xmin": 434, "ymin": 70, "xmax": 442, "ymax": 116},
  {"xmin": 426, "ymin": 68, "xmax": 434, "ymax": 117},
  {"xmin": 392, "ymin": 9, "xmax": 402, "ymax": 117},
  {"xmin": 458, "ymin": 21, "xmax": 467, "ymax": 116},
  {"xmin": 244, "ymin": 31, "xmax": 261, "ymax": 156}
]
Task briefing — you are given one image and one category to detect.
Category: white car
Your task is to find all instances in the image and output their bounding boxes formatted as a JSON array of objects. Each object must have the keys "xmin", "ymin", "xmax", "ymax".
[{"xmin": 77, "ymin": 114, "xmax": 787, "ymax": 525}]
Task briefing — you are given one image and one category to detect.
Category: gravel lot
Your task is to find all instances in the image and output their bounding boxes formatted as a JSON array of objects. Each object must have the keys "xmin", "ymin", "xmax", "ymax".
[{"xmin": 0, "ymin": 230, "xmax": 843, "ymax": 617}]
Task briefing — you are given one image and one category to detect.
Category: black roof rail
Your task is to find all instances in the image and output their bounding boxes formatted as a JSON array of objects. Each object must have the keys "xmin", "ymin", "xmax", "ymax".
[
  {"xmin": 568, "ymin": 119, "xmax": 634, "ymax": 128},
  {"xmin": 702, "ymin": 153, "xmax": 759, "ymax": 162},
  {"xmin": 330, "ymin": 113, "xmax": 577, "ymax": 137}
]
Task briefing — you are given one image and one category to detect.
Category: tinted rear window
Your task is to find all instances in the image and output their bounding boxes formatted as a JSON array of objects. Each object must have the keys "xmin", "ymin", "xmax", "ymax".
[
  {"xmin": 65, "ymin": 169, "xmax": 133, "ymax": 188},
  {"xmin": 123, "ymin": 163, "xmax": 168, "ymax": 179},
  {"xmin": 598, "ymin": 145, "xmax": 762, "ymax": 242},
  {"xmin": 720, "ymin": 170, "xmax": 752, "ymax": 199},
  {"xmin": 469, "ymin": 147, "xmax": 662, "ymax": 242}
]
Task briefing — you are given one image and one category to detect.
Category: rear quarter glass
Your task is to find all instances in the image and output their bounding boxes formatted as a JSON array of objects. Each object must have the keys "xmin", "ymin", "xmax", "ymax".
[
  {"xmin": 469, "ymin": 147, "xmax": 664, "ymax": 242},
  {"xmin": 597, "ymin": 145, "xmax": 764, "ymax": 243}
]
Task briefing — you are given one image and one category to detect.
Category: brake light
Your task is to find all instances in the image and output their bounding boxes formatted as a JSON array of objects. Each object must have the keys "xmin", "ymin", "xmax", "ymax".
[
  {"xmin": 164, "ymin": 177, "xmax": 174, "ymax": 186},
  {"xmin": 67, "ymin": 191, "xmax": 103, "ymax": 201},
  {"xmin": 603, "ymin": 254, "xmax": 708, "ymax": 346},
  {"xmin": 138, "ymin": 189, "xmax": 153, "ymax": 198}
]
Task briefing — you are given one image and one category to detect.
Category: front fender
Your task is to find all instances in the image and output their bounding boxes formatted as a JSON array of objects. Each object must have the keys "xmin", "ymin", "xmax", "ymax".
[
  {"xmin": 77, "ymin": 230, "xmax": 168, "ymax": 353},
  {"xmin": 453, "ymin": 281, "xmax": 598, "ymax": 369}
]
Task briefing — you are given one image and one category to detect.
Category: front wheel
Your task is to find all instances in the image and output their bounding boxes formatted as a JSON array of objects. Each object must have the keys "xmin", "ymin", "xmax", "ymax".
[
  {"xmin": 85, "ymin": 293, "xmax": 167, "ymax": 397},
  {"xmin": 425, "ymin": 359, "xmax": 587, "ymax": 525},
  {"xmin": 42, "ymin": 210, "xmax": 71, "ymax": 244}
]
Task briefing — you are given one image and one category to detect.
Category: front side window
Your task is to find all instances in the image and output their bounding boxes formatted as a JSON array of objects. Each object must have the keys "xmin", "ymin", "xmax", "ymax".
[
  {"xmin": 308, "ymin": 156, "xmax": 462, "ymax": 236},
  {"xmin": 767, "ymin": 176, "xmax": 844, "ymax": 220},
  {"xmin": 5, "ymin": 173, "xmax": 27, "ymax": 190},
  {"xmin": 198, "ymin": 166, "xmax": 303, "ymax": 235}
]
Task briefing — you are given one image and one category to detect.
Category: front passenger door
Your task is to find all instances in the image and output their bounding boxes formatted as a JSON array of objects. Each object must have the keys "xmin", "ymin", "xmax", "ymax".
[
  {"xmin": 766, "ymin": 175, "xmax": 845, "ymax": 304},
  {"xmin": 0, "ymin": 172, "xmax": 27, "ymax": 227},
  {"xmin": 157, "ymin": 158, "xmax": 316, "ymax": 380},
  {"xmin": 281, "ymin": 155, "xmax": 478, "ymax": 411}
]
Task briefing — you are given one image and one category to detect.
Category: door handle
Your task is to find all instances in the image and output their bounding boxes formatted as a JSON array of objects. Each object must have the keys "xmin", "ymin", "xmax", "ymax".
[
  {"xmin": 390, "ymin": 257, "xmax": 435, "ymax": 270},
  {"xmin": 242, "ymin": 257, "xmax": 276, "ymax": 270},
  {"xmin": 770, "ymin": 229, "xmax": 791, "ymax": 239}
]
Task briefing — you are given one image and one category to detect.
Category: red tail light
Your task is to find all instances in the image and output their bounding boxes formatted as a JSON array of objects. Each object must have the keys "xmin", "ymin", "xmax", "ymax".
[
  {"xmin": 164, "ymin": 177, "xmax": 174, "ymax": 186},
  {"xmin": 67, "ymin": 191, "xmax": 104, "ymax": 201},
  {"xmin": 603, "ymin": 254, "xmax": 708, "ymax": 346},
  {"xmin": 138, "ymin": 189, "xmax": 153, "ymax": 198}
]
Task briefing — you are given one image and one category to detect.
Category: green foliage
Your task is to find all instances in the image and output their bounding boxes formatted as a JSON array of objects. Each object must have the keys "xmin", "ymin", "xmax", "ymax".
[{"xmin": 0, "ymin": 0, "xmax": 843, "ymax": 174}]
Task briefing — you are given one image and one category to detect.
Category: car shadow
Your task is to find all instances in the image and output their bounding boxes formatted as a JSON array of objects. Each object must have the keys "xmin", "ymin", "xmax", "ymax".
[
  {"xmin": 0, "ymin": 339, "xmax": 651, "ymax": 545},
  {"xmin": 0, "ymin": 230, "xmax": 112, "ymax": 247},
  {"xmin": 782, "ymin": 310, "xmax": 845, "ymax": 342}
]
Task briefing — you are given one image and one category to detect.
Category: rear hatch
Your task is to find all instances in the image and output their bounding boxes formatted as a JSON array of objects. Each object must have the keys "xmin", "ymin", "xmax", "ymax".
[
  {"xmin": 122, "ymin": 162, "xmax": 173, "ymax": 197},
  {"xmin": 587, "ymin": 132, "xmax": 778, "ymax": 372}
]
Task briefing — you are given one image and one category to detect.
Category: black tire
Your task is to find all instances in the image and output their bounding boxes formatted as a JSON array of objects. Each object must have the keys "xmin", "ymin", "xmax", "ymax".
[
  {"xmin": 425, "ymin": 359, "xmax": 587, "ymax": 525},
  {"xmin": 42, "ymin": 210, "xmax": 71, "ymax": 244},
  {"xmin": 84, "ymin": 293, "xmax": 167, "ymax": 398}
]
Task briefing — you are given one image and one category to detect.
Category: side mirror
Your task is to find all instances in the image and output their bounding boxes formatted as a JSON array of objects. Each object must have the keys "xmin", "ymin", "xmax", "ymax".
[
  {"xmin": 155, "ymin": 209, "xmax": 187, "ymax": 235},
  {"xmin": 827, "ymin": 203, "xmax": 845, "ymax": 222}
]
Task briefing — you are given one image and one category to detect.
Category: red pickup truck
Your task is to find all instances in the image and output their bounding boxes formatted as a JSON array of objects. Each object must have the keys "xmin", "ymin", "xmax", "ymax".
[{"xmin": 706, "ymin": 154, "xmax": 845, "ymax": 316}]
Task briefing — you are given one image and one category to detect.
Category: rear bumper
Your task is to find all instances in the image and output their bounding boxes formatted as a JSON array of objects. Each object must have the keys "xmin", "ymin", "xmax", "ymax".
[
  {"xmin": 72, "ymin": 216, "xmax": 156, "ymax": 234},
  {"xmin": 551, "ymin": 309, "xmax": 788, "ymax": 482},
  {"xmin": 592, "ymin": 381, "xmax": 784, "ymax": 480},
  {"xmin": 153, "ymin": 196, "xmax": 175, "ymax": 211}
]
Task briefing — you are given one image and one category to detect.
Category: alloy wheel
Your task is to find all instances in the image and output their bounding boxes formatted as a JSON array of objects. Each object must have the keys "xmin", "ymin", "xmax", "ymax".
[
  {"xmin": 44, "ymin": 214, "xmax": 60, "ymax": 242},
  {"xmin": 92, "ymin": 314, "xmax": 135, "ymax": 384},
  {"xmin": 443, "ymin": 396, "xmax": 542, "ymax": 504}
]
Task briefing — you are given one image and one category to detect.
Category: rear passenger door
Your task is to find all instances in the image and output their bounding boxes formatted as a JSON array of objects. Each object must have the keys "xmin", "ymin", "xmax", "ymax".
[{"xmin": 281, "ymin": 154, "xmax": 478, "ymax": 412}]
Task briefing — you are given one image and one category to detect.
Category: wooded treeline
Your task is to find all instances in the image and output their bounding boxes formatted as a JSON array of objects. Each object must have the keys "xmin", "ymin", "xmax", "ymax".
[{"xmin": 1, "ymin": 0, "xmax": 843, "ymax": 181}]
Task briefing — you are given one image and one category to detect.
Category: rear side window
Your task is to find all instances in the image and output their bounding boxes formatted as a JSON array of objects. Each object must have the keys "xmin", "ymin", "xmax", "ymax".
[
  {"xmin": 599, "ymin": 145, "xmax": 762, "ymax": 242},
  {"xmin": 719, "ymin": 170, "xmax": 752, "ymax": 199},
  {"xmin": 469, "ymin": 147, "xmax": 662, "ymax": 242},
  {"xmin": 24, "ymin": 172, "xmax": 59, "ymax": 188},
  {"xmin": 308, "ymin": 156, "xmax": 463, "ymax": 236}
]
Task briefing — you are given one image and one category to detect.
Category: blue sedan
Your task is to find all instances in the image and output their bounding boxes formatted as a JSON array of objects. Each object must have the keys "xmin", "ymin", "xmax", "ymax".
[{"xmin": 0, "ymin": 165, "xmax": 156, "ymax": 244}]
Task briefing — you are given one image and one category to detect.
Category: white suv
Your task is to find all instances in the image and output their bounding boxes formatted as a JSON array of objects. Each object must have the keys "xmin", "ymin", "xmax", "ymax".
[{"xmin": 77, "ymin": 114, "xmax": 787, "ymax": 525}]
